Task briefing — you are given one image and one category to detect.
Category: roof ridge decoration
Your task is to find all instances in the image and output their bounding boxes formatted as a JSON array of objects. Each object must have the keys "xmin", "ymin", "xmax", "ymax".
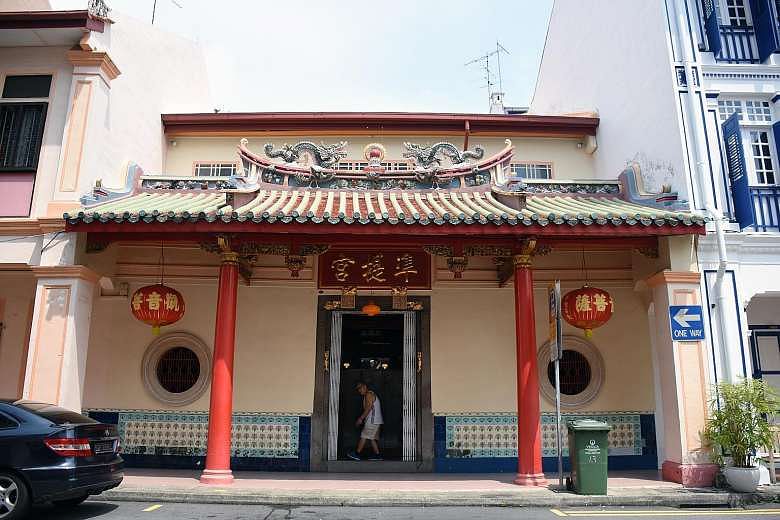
[
  {"xmin": 239, "ymin": 138, "xmax": 508, "ymax": 191},
  {"xmin": 67, "ymin": 137, "xmax": 704, "ymax": 233},
  {"xmin": 263, "ymin": 141, "xmax": 348, "ymax": 169},
  {"xmin": 401, "ymin": 141, "xmax": 485, "ymax": 168},
  {"xmin": 87, "ymin": 0, "xmax": 112, "ymax": 20},
  {"xmin": 618, "ymin": 162, "xmax": 684, "ymax": 209}
]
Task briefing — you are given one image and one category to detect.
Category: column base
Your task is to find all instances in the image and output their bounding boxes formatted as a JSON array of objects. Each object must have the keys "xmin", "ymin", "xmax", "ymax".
[
  {"xmin": 662, "ymin": 460, "xmax": 718, "ymax": 487},
  {"xmin": 514, "ymin": 472, "xmax": 548, "ymax": 486},
  {"xmin": 200, "ymin": 469, "xmax": 234, "ymax": 485}
]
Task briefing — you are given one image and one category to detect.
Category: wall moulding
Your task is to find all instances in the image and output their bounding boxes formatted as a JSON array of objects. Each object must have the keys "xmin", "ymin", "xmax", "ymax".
[
  {"xmin": 645, "ymin": 270, "xmax": 701, "ymax": 288},
  {"xmin": 0, "ymin": 218, "xmax": 65, "ymax": 236},
  {"xmin": 66, "ymin": 49, "xmax": 121, "ymax": 82},
  {"xmin": 30, "ymin": 265, "xmax": 100, "ymax": 284},
  {"xmin": 115, "ymin": 262, "xmax": 315, "ymax": 284}
]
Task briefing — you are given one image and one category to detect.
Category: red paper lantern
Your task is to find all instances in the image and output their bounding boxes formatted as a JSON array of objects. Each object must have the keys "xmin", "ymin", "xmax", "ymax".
[
  {"xmin": 562, "ymin": 285, "xmax": 614, "ymax": 338},
  {"xmin": 130, "ymin": 283, "xmax": 185, "ymax": 335}
]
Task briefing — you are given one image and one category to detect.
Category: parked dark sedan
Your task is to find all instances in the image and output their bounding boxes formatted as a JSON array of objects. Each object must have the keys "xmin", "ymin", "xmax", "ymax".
[{"xmin": 0, "ymin": 400, "xmax": 123, "ymax": 519}]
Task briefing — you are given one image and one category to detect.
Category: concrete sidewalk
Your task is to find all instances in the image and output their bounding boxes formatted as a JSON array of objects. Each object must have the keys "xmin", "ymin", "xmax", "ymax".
[{"xmin": 99, "ymin": 469, "xmax": 780, "ymax": 507}]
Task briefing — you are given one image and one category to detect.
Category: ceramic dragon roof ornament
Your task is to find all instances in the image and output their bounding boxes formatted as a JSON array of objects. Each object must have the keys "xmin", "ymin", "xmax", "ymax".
[
  {"xmin": 237, "ymin": 139, "xmax": 509, "ymax": 190},
  {"xmin": 263, "ymin": 141, "xmax": 348, "ymax": 169},
  {"xmin": 402, "ymin": 142, "xmax": 485, "ymax": 168}
]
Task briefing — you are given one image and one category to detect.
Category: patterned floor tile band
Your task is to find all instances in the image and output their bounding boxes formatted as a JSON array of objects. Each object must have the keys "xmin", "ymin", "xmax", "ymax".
[
  {"xmin": 443, "ymin": 412, "xmax": 650, "ymax": 458},
  {"xmin": 87, "ymin": 410, "xmax": 301, "ymax": 458}
]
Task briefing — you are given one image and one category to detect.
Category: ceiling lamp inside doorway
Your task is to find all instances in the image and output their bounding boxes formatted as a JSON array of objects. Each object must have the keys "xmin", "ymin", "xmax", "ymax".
[{"xmin": 361, "ymin": 300, "xmax": 381, "ymax": 317}]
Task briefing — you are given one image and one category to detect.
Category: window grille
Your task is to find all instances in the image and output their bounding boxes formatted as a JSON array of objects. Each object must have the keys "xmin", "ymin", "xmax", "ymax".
[
  {"xmin": 335, "ymin": 161, "xmax": 411, "ymax": 171},
  {"xmin": 547, "ymin": 350, "xmax": 592, "ymax": 396},
  {"xmin": 510, "ymin": 162, "xmax": 552, "ymax": 179},
  {"xmin": 156, "ymin": 347, "xmax": 201, "ymax": 394},
  {"xmin": 193, "ymin": 162, "xmax": 237, "ymax": 177},
  {"xmin": 0, "ymin": 103, "xmax": 47, "ymax": 170}
]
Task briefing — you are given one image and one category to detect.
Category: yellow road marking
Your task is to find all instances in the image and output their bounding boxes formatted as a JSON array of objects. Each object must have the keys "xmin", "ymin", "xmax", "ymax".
[
  {"xmin": 142, "ymin": 504, "xmax": 162, "ymax": 512},
  {"xmin": 560, "ymin": 510, "xmax": 780, "ymax": 517},
  {"xmin": 550, "ymin": 509, "xmax": 568, "ymax": 517}
]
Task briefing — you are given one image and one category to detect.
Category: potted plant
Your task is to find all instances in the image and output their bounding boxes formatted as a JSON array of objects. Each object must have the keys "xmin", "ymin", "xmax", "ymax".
[{"xmin": 704, "ymin": 378, "xmax": 779, "ymax": 492}]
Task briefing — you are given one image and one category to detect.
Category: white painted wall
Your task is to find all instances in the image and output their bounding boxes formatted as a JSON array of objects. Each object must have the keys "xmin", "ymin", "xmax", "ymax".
[
  {"xmin": 531, "ymin": 0, "xmax": 690, "ymax": 195},
  {"xmin": 0, "ymin": 0, "xmax": 51, "ymax": 10},
  {"xmin": 47, "ymin": 11, "xmax": 211, "ymax": 209}
]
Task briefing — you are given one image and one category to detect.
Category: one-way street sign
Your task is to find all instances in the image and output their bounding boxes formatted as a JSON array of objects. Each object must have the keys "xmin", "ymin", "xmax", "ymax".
[{"xmin": 669, "ymin": 305, "xmax": 705, "ymax": 341}]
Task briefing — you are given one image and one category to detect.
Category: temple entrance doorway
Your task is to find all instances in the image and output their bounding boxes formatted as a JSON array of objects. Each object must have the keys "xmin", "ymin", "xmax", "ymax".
[
  {"xmin": 338, "ymin": 314, "xmax": 403, "ymax": 460},
  {"xmin": 312, "ymin": 296, "xmax": 433, "ymax": 472}
]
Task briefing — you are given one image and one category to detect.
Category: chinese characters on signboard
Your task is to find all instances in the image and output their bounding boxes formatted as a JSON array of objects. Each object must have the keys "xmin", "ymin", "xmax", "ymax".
[{"xmin": 318, "ymin": 250, "xmax": 431, "ymax": 289}]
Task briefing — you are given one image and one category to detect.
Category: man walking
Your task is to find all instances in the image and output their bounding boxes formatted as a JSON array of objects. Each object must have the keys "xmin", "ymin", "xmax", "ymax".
[{"xmin": 347, "ymin": 381, "xmax": 383, "ymax": 460}]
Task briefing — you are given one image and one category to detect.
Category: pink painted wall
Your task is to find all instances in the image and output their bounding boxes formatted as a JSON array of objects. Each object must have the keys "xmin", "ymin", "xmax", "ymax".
[{"xmin": 0, "ymin": 173, "xmax": 34, "ymax": 217}]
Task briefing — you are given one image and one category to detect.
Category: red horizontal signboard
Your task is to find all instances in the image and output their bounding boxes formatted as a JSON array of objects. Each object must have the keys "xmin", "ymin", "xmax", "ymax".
[{"xmin": 318, "ymin": 250, "xmax": 431, "ymax": 289}]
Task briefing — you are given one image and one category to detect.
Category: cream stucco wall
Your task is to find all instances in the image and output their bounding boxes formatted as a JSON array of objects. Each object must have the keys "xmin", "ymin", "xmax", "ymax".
[
  {"xmin": 429, "ymin": 285, "xmax": 656, "ymax": 415},
  {"xmin": 83, "ymin": 281, "xmax": 317, "ymax": 413},
  {"xmin": 161, "ymin": 135, "xmax": 599, "ymax": 180},
  {"xmin": 82, "ymin": 242, "xmax": 655, "ymax": 417},
  {"xmin": 0, "ymin": 275, "xmax": 35, "ymax": 399}
]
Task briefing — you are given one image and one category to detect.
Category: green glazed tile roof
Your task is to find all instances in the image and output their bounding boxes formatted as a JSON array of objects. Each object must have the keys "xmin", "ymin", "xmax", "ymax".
[{"xmin": 65, "ymin": 189, "xmax": 705, "ymax": 228}]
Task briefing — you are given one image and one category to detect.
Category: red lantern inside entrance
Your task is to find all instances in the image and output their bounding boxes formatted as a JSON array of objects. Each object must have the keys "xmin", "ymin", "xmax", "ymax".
[
  {"xmin": 562, "ymin": 285, "xmax": 614, "ymax": 338},
  {"xmin": 130, "ymin": 284, "xmax": 185, "ymax": 335}
]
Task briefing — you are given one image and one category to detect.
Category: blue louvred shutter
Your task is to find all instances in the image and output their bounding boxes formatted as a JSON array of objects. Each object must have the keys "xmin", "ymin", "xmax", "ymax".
[
  {"xmin": 749, "ymin": 0, "xmax": 780, "ymax": 62},
  {"xmin": 722, "ymin": 112, "xmax": 755, "ymax": 229},
  {"xmin": 703, "ymin": 0, "xmax": 722, "ymax": 56}
]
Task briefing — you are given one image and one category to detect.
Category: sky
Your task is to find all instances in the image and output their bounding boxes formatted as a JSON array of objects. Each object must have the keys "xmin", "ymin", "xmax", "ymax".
[{"xmin": 51, "ymin": 0, "xmax": 553, "ymax": 113}]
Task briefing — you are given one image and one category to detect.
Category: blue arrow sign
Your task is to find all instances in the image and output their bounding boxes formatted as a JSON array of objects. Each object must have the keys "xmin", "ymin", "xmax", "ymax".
[{"xmin": 669, "ymin": 305, "xmax": 705, "ymax": 341}]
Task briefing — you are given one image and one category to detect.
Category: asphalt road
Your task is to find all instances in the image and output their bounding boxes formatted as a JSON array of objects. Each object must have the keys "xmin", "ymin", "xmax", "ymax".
[{"xmin": 23, "ymin": 502, "xmax": 780, "ymax": 520}]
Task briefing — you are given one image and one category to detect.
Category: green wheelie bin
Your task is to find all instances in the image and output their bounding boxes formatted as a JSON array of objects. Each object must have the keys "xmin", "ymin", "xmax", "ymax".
[{"xmin": 566, "ymin": 419, "xmax": 610, "ymax": 495}]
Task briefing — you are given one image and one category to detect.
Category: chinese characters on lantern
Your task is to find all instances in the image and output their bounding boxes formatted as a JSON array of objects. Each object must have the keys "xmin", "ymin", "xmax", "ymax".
[
  {"xmin": 562, "ymin": 285, "xmax": 614, "ymax": 338},
  {"xmin": 573, "ymin": 292, "xmax": 611, "ymax": 313},
  {"xmin": 130, "ymin": 283, "xmax": 186, "ymax": 335},
  {"xmin": 319, "ymin": 250, "xmax": 430, "ymax": 289}
]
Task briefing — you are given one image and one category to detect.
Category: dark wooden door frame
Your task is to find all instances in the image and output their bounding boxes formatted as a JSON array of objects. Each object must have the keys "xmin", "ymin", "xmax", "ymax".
[{"xmin": 311, "ymin": 295, "xmax": 432, "ymax": 472}]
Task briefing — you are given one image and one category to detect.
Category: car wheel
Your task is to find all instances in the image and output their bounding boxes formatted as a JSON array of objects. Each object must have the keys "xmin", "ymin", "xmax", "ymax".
[
  {"xmin": 0, "ymin": 471, "xmax": 30, "ymax": 520},
  {"xmin": 52, "ymin": 494, "xmax": 89, "ymax": 508}
]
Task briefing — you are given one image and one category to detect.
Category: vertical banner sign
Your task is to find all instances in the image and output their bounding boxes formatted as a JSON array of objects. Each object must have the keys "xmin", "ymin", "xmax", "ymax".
[{"xmin": 549, "ymin": 281, "xmax": 564, "ymax": 487}]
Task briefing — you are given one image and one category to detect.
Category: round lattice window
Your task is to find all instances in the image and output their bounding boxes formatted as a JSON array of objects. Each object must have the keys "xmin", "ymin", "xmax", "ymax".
[
  {"xmin": 537, "ymin": 335, "xmax": 604, "ymax": 409},
  {"xmin": 142, "ymin": 332, "xmax": 211, "ymax": 406},
  {"xmin": 547, "ymin": 349, "xmax": 592, "ymax": 396},
  {"xmin": 156, "ymin": 347, "xmax": 200, "ymax": 394}
]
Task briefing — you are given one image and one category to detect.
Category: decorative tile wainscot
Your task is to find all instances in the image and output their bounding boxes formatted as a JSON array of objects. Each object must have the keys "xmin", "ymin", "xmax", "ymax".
[
  {"xmin": 434, "ymin": 412, "xmax": 657, "ymax": 473},
  {"xmin": 86, "ymin": 409, "xmax": 311, "ymax": 471}
]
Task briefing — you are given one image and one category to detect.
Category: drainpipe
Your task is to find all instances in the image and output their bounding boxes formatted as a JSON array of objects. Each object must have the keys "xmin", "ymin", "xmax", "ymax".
[{"xmin": 705, "ymin": 200, "xmax": 733, "ymax": 383}]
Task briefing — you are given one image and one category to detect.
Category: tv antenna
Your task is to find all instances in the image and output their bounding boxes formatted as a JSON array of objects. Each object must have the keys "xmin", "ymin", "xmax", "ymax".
[
  {"xmin": 151, "ymin": 0, "xmax": 183, "ymax": 24},
  {"xmin": 465, "ymin": 41, "xmax": 510, "ymax": 96}
]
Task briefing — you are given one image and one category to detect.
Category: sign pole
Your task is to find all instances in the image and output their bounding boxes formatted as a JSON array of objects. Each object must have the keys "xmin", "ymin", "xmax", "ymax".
[{"xmin": 549, "ymin": 281, "xmax": 564, "ymax": 488}]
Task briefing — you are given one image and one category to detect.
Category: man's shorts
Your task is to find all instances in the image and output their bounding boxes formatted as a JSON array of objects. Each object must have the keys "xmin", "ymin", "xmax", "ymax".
[{"xmin": 360, "ymin": 422, "xmax": 380, "ymax": 440}]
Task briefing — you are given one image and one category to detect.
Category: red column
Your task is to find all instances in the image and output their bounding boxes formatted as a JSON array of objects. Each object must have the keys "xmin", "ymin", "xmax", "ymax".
[
  {"xmin": 200, "ymin": 252, "xmax": 239, "ymax": 485},
  {"xmin": 513, "ymin": 254, "xmax": 547, "ymax": 486}
]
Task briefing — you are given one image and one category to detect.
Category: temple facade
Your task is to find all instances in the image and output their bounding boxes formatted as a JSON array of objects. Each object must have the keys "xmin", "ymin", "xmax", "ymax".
[
  {"xmin": 0, "ymin": 107, "xmax": 716, "ymax": 486},
  {"xmin": 0, "ymin": 6, "xmax": 720, "ymax": 489}
]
